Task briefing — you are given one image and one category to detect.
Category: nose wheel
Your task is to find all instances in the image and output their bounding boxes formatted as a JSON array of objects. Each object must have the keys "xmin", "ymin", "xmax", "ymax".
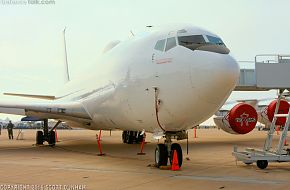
[
  {"xmin": 155, "ymin": 144, "xmax": 168, "ymax": 167},
  {"xmin": 170, "ymin": 143, "xmax": 183, "ymax": 167}
]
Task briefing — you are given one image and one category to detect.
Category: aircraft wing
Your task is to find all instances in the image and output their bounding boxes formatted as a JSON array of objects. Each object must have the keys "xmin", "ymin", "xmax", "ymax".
[
  {"xmin": 219, "ymin": 98, "xmax": 275, "ymax": 111},
  {"xmin": 0, "ymin": 96, "xmax": 92, "ymax": 124}
]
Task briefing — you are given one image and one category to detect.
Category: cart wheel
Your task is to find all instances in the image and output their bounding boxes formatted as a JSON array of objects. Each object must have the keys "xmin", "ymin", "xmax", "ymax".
[
  {"xmin": 256, "ymin": 160, "xmax": 268, "ymax": 169},
  {"xmin": 243, "ymin": 162, "xmax": 253, "ymax": 165}
]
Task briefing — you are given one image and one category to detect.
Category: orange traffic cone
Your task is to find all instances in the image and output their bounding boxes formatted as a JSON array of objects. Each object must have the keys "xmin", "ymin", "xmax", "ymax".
[{"xmin": 171, "ymin": 150, "xmax": 180, "ymax": 171}]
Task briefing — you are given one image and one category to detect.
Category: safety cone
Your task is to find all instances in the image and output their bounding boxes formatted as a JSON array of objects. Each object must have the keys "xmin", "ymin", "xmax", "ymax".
[{"xmin": 171, "ymin": 150, "xmax": 180, "ymax": 171}]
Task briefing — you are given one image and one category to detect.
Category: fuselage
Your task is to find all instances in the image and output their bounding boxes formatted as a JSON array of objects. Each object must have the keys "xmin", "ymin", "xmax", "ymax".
[{"xmin": 55, "ymin": 24, "xmax": 240, "ymax": 133}]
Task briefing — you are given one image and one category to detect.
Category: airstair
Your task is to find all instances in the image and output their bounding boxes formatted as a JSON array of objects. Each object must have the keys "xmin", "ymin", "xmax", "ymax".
[{"xmin": 232, "ymin": 54, "xmax": 290, "ymax": 169}]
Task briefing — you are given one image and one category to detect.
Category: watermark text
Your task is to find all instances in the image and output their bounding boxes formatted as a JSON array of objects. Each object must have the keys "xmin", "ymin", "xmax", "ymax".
[{"xmin": 1, "ymin": 0, "xmax": 56, "ymax": 5}]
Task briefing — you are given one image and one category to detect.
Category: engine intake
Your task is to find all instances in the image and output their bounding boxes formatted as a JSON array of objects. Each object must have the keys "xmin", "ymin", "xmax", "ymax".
[
  {"xmin": 214, "ymin": 103, "xmax": 258, "ymax": 134},
  {"xmin": 262, "ymin": 99, "xmax": 289, "ymax": 126}
]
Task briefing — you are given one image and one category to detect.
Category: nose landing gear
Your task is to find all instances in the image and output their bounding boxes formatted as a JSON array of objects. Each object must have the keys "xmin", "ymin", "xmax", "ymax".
[
  {"xmin": 152, "ymin": 87, "xmax": 185, "ymax": 169},
  {"xmin": 155, "ymin": 132, "xmax": 186, "ymax": 169}
]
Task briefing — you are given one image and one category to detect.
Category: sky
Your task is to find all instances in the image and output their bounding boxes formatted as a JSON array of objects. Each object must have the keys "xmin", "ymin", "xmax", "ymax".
[{"xmin": 0, "ymin": 0, "xmax": 289, "ymax": 121}]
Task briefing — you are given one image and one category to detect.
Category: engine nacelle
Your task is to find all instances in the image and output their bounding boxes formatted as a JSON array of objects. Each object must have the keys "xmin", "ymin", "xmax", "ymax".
[
  {"xmin": 214, "ymin": 103, "xmax": 258, "ymax": 134},
  {"xmin": 260, "ymin": 99, "xmax": 289, "ymax": 126}
]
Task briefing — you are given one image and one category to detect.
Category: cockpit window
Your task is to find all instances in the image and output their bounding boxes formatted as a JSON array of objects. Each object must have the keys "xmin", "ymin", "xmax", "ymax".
[
  {"xmin": 154, "ymin": 39, "xmax": 166, "ymax": 51},
  {"xmin": 177, "ymin": 34, "xmax": 230, "ymax": 54},
  {"xmin": 165, "ymin": 37, "xmax": 176, "ymax": 51},
  {"xmin": 178, "ymin": 35, "xmax": 206, "ymax": 46},
  {"xmin": 206, "ymin": 35, "xmax": 225, "ymax": 46},
  {"xmin": 178, "ymin": 35, "xmax": 206, "ymax": 52}
]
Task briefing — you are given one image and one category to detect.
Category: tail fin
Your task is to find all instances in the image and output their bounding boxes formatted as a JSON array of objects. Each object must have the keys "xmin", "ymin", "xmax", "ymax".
[{"xmin": 63, "ymin": 27, "xmax": 70, "ymax": 82}]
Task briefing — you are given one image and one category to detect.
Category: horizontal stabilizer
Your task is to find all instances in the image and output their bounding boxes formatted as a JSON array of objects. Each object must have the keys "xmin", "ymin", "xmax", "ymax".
[{"xmin": 4, "ymin": 93, "xmax": 56, "ymax": 100}]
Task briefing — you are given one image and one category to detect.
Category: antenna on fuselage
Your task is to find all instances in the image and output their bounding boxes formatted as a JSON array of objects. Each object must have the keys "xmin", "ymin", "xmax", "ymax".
[
  {"xmin": 62, "ymin": 27, "xmax": 70, "ymax": 82},
  {"xmin": 130, "ymin": 30, "xmax": 135, "ymax": 37}
]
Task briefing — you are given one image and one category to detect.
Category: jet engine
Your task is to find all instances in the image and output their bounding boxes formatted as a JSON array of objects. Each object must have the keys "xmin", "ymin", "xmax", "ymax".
[
  {"xmin": 214, "ymin": 103, "xmax": 258, "ymax": 134},
  {"xmin": 259, "ymin": 99, "xmax": 289, "ymax": 126}
]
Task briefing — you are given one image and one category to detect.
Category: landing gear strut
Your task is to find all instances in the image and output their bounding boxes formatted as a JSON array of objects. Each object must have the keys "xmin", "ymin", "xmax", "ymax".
[{"xmin": 155, "ymin": 132, "xmax": 185, "ymax": 168}]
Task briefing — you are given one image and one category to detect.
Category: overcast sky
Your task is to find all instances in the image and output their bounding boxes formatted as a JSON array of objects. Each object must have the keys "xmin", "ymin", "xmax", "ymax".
[{"xmin": 0, "ymin": 0, "xmax": 289, "ymax": 121}]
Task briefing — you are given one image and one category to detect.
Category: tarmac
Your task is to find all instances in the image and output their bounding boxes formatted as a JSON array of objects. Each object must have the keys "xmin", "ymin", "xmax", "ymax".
[{"xmin": 0, "ymin": 128, "xmax": 290, "ymax": 190}]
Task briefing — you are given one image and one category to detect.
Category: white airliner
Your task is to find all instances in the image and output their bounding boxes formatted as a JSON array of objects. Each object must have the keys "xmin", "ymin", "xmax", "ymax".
[{"xmin": 0, "ymin": 24, "xmax": 244, "ymax": 168}]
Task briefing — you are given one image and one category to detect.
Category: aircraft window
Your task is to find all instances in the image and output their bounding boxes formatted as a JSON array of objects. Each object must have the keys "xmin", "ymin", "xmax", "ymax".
[
  {"xmin": 165, "ymin": 37, "xmax": 176, "ymax": 51},
  {"xmin": 178, "ymin": 34, "xmax": 230, "ymax": 54},
  {"xmin": 178, "ymin": 35, "xmax": 205, "ymax": 51},
  {"xmin": 178, "ymin": 35, "xmax": 205, "ymax": 46},
  {"xmin": 206, "ymin": 35, "xmax": 225, "ymax": 46},
  {"xmin": 154, "ymin": 39, "xmax": 166, "ymax": 51}
]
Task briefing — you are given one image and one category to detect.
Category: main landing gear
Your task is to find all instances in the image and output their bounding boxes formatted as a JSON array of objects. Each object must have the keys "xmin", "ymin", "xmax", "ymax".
[
  {"xmin": 36, "ymin": 119, "xmax": 61, "ymax": 146},
  {"xmin": 155, "ymin": 131, "xmax": 186, "ymax": 168},
  {"xmin": 122, "ymin": 131, "xmax": 144, "ymax": 144}
]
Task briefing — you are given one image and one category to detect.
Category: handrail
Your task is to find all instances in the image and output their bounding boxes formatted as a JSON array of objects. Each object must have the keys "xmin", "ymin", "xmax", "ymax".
[{"xmin": 255, "ymin": 54, "xmax": 290, "ymax": 64}]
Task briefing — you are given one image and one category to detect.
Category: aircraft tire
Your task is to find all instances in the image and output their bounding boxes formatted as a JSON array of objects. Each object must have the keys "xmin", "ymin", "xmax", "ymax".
[
  {"xmin": 132, "ymin": 131, "xmax": 137, "ymax": 143},
  {"xmin": 36, "ymin": 131, "xmax": 44, "ymax": 145},
  {"xmin": 155, "ymin": 144, "xmax": 168, "ymax": 167},
  {"xmin": 126, "ymin": 131, "xmax": 134, "ymax": 144},
  {"xmin": 122, "ymin": 131, "xmax": 127, "ymax": 143},
  {"xmin": 170, "ymin": 143, "xmax": 183, "ymax": 168},
  {"xmin": 48, "ymin": 131, "xmax": 56, "ymax": 146}
]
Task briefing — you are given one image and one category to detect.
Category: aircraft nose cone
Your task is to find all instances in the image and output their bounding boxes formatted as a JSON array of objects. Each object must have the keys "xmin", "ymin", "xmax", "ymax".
[{"xmin": 191, "ymin": 53, "xmax": 239, "ymax": 105}]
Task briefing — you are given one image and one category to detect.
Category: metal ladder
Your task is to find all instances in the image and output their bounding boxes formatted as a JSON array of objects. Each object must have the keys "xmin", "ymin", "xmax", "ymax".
[{"xmin": 263, "ymin": 90, "xmax": 290, "ymax": 154}]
